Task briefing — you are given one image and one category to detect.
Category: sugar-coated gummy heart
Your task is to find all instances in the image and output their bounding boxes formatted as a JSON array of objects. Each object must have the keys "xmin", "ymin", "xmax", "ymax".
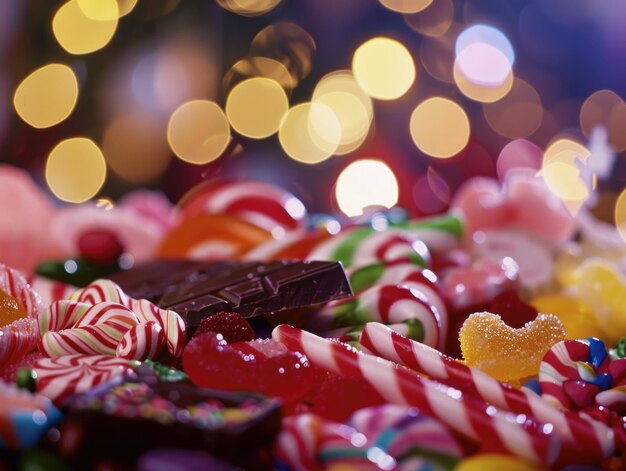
[
  {"xmin": 459, "ymin": 312, "xmax": 566, "ymax": 383},
  {"xmin": 183, "ymin": 333, "xmax": 318, "ymax": 402}
]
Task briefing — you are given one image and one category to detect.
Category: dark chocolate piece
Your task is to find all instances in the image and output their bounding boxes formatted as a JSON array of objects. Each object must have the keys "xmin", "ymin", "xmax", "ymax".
[
  {"xmin": 56, "ymin": 379, "xmax": 281, "ymax": 471},
  {"xmin": 109, "ymin": 260, "xmax": 352, "ymax": 328}
]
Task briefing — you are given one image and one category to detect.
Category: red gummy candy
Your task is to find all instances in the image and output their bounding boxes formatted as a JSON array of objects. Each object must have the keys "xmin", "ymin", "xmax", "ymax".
[
  {"xmin": 312, "ymin": 373, "xmax": 386, "ymax": 422},
  {"xmin": 77, "ymin": 229, "xmax": 125, "ymax": 265},
  {"xmin": 183, "ymin": 333, "xmax": 318, "ymax": 403},
  {"xmin": 488, "ymin": 290, "xmax": 538, "ymax": 329},
  {"xmin": 193, "ymin": 311, "xmax": 255, "ymax": 343}
]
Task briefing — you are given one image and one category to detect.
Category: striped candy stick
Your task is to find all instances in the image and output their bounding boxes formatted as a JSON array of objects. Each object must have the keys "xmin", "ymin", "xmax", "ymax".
[
  {"xmin": 359, "ymin": 322, "xmax": 614, "ymax": 464},
  {"xmin": 116, "ymin": 321, "xmax": 165, "ymax": 360},
  {"xmin": 311, "ymin": 284, "xmax": 446, "ymax": 350},
  {"xmin": 272, "ymin": 325, "xmax": 560, "ymax": 466}
]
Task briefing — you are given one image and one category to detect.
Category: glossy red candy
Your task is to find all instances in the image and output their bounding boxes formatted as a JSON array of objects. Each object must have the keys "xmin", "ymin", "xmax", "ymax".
[
  {"xmin": 77, "ymin": 229, "xmax": 125, "ymax": 265},
  {"xmin": 183, "ymin": 333, "xmax": 318, "ymax": 403},
  {"xmin": 193, "ymin": 311, "xmax": 255, "ymax": 343}
]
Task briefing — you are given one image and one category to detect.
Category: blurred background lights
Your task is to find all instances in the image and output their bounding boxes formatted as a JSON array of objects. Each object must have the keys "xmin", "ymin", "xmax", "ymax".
[
  {"xmin": 496, "ymin": 139, "xmax": 543, "ymax": 181},
  {"xmin": 250, "ymin": 23, "xmax": 316, "ymax": 84},
  {"xmin": 335, "ymin": 159, "xmax": 399, "ymax": 217},
  {"xmin": 167, "ymin": 100, "xmax": 231, "ymax": 165},
  {"xmin": 279, "ymin": 103, "xmax": 341, "ymax": 164},
  {"xmin": 540, "ymin": 138, "xmax": 592, "ymax": 210},
  {"xmin": 352, "ymin": 37, "xmax": 416, "ymax": 100},
  {"xmin": 53, "ymin": 0, "xmax": 118, "ymax": 55},
  {"xmin": 454, "ymin": 62, "xmax": 513, "ymax": 103},
  {"xmin": 223, "ymin": 57, "xmax": 295, "ymax": 94},
  {"xmin": 45, "ymin": 138, "xmax": 107, "ymax": 203},
  {"xmin": 102, "ymin": 112, "xmax": 171, "ymax": 184},
  {"xmin": 77, "ymin": 0, "xmax": 119, "ymax": 20},
  {"xmin": 616, "ymin": 188, "xmax": 626, "ymax": 243},
  {"xmin": 409, "ymin": 97, "xmax": 470, "ymax": 158},
  {"xmin": 404, "ymin": 0, "xmax": 454, "ymax": 37},
  {"xmin": 226, "ymin": 78, "xmax": 289, "ymax": 139},
  {"xmin": 13, "ymin": 64, "xmax": 79, "ymax": 129},
  {"xmin": 579, "ymin": 89, "xmax": 626, "ymax": 152},
  {"xmin": 455, "ymin": 25, "xmax": 514, "ymax": 86},
  {"xmin": 312, "ymin": 70, "xmax": 373, "ymax": 155},
  {"xmin": 217, "ymin": 0, "xmax": 282, "ymax": 17},
  {"xmin": 379, "ymin": 0, "xmax": 432, "ymax": 14},
  {"xmin": 482, "ymin": 78, "xmax": 543, "ymax": 139}
]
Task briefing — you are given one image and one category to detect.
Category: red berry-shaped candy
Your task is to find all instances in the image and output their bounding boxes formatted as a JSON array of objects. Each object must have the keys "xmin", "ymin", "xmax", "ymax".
[
  {"xmin": 77, "ymin": 229, "xmax": 125, "ymax": 265},
  {"xmin": 488, "ymin": 290, "xmax": 538, "ymax": 328},
  {"xmin": 193, "ymin": 312, "xmax": 255, "ymax": 343},
  {"xmin": 182, "ymin": 333, "xmax": 318, "ymax": 403}
]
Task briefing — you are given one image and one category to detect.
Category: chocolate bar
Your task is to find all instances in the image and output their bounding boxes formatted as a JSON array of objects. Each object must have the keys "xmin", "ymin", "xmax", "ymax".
[
  {"xmin": 109, "ymin": 260, "xmax": 352, "ymax": 328},
  {"xmin": 54, "ymin": 379, "xmax": 282, "ymax": 470}
]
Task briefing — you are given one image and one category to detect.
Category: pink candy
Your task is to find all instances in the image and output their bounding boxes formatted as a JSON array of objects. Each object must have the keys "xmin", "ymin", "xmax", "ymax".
[{"xmin": 452, "ymin": 170, "xmax": 576, "ymax": 246}]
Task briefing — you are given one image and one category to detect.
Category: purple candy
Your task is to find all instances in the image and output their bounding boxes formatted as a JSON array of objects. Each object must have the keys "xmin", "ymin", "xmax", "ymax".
[{"xmin": 137, "ymin": 448, "xmax": 240, "ymax": 471}]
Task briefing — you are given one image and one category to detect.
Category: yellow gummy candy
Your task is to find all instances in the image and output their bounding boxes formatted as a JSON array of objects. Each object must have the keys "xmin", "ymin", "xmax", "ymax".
[
  {"xmin": 454, "ymin": 454, "xmax": 549, "ymax": 471},
  {"xmin": 0, "ymin": 288, "xmax": 27, "ymax": 328},
  {"xmin": 531, "ymin": 294, "xmax": 605, "ymax": 342},
  {"xmin": 459, "ymin": 312, "xmax": 566, "ymax": 383},
  {"xmin": 574, "ymin": 260, "xmax": 626, "ymax": 343}
]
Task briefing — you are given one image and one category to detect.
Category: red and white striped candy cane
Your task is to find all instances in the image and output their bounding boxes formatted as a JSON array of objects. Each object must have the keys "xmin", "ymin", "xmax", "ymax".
[
  {"xmin": 272, "ymin": 325, "xmax": 559, "ymax": 466},
  {"xmin": 312, "ymin": 284, "xmax": 446, "ymax": 350},
  {"xmin": 116, "ymin": 321, "xmax": 165, "ymax": 360},
  {"xmin": 360, "ymin": 322, "xmax": 614, "ymax": 464},
  {"xmin": 33, "ymin": 354, "xmax": 133, "ymax": 405},
  {"xmin": 0, "ymin": 318, "xmax": 39, "ymax": 370}
]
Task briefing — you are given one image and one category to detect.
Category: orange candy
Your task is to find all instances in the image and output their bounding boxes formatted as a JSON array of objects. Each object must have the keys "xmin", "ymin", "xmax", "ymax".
[
  {"xmin": 158, "ymin": 213, "xmax": 273, "ymax": 260},
  {"xmin": 459, "ymin": 312, "xmax": 566, "ymax": 383},
  {"xmin": 0, "ymin": 288, "xmax": 27, "ymax": 328}
]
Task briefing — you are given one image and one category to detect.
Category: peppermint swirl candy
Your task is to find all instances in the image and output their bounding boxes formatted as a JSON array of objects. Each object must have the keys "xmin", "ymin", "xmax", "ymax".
[
  {"xmin": 72, "ymin": 280, "xmax": 185, "ymax": 357},
  {"xmin": 32, "ymin": 354, "xmax": 133, "ymax": 405}
]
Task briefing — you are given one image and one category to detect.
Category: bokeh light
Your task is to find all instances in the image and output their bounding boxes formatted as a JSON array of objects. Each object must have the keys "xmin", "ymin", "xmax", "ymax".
[
  {"xmin": 335, "ymin": 159, "xmax": 399, "ymax": 217},
  {"xmin": 409, "ymin": 97, "xmax": 470, "ymax": 158},
  {"xmin": 352, "ymin": 37, "xmax": 416, "ymax": 100},
  {"xmin": 540, "ymin": 138, "xmax": 592, "ymax": 210},
  {"xmin": 46, "ymin": 138, "xmax": 107, "ymax": 203},
  {"xmin": 455, "ymin": 25, "xmax": 514, "ymax": 85},
  {"xmin": 223, "ymin": 57, "xmax": 295, "ymax": 94},
  {"xmin": 483, "ymin": 78, "xmax": 543, "ymax": 138},
  {"xmin": 454, "ymin": 62, "xmax": 513, "ymax": 103},
  {"xmin": 77, "ymin": 0, "xmax": 119, "ymax": 20},
  {"xmin": 250, "ymin": 22, "xmax": 316, "ymax": 83},
  {"xmin": 496, "ymin": 139, "xmax": 543, "ymax": 181},
  {"xmin": 102, "ymin": 112, "xmax": 171, "ymax": 184},
  {"xmin": 13, "ymin": 64, "xmax": 79, "ymax": 129},
  {"xmin": 217, "ymin": 0, "xmax": 281, "ymax": 17},
  {"xmin": 226, "ymin": 78, "xmax": 289, "ymax": 139},
  {"xmin": 404, "ymin": 0, "xmax": 454, "ymax": 37},
  {"xmin": 580, "ymin": 89, "xmax": 626, "ymax": 152},
  {"xmin": 379, "ymin": 0, "xmax": 432, "ymax": 14},
  {"xmin": 312, "ymin": 70, "xmax": 373, "ymax": 155},
  {"xmin": 279, "ymin": 103, "xmax": 341, "ymax": 164},
  {"xmin": 418, "ymin": 23, "xmax": 460, "ymax": 83},
  {"xmin": 167, "ymin": 100, "xmax": 231, "ymax": 165},
  {"xmin": 53, "ymin": 0, "xmax": 118, "ymax": 55},
  {"xmin": 616, "ymin": 188, "xmax": 626, "ymax": 243},
  {"xmin": 116, "ymin": 0, "xmax": 138, "ymax": 17}
]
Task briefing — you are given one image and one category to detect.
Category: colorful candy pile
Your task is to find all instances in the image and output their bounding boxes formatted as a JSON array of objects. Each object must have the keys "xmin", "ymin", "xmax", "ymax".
[{"xmin": 0, "ymin": 166, "xmax": 626, "ymax": 470}]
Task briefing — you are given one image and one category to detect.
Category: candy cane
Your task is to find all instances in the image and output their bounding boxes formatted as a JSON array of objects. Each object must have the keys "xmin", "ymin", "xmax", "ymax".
[
  {"xmin": 360, "ymin": 322, "xmax": 614, "ymax": 464},
  {"xmin": 272, "ymin": 325, "xmax": 559, "ymax": 465},
  {"xmin": 311, "ymin": 284, "xmax": 446, "ymax": 351},
  {"xmin": 33, "ymin": 354, "xmax": 133, "ymax": 405}
]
